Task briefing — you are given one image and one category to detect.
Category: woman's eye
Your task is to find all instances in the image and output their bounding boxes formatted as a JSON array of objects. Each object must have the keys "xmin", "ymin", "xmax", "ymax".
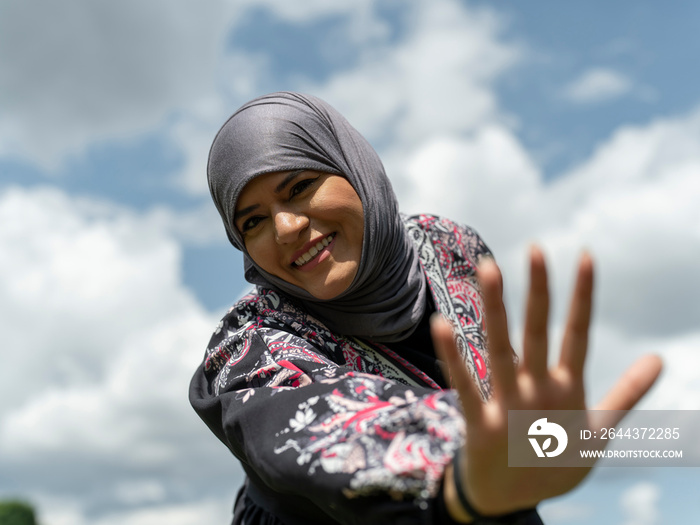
[
  {"xmin": 290, "ymin": 177, "xmax": 318, "ymax": 198},
  {"xmin": 241, "ymin": 216, "xmax": 264, "ymax": 233}
]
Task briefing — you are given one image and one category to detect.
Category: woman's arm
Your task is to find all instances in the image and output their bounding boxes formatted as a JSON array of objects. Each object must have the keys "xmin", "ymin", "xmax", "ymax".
[{"xmin": 190, "ymin": 298, "xmax": 467, "ymax": 524}]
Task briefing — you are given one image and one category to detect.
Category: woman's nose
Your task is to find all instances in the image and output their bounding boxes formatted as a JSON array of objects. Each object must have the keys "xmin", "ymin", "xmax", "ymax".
[{"xmin": 273, "ymin": 210, "xmax": 309, "ymax": 244}]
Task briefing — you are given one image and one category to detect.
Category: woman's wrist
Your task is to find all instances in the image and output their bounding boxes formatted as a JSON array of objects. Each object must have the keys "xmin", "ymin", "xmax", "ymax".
[
  {"xmin": 444, "ymin": 449, "xmax": 543, "ymax": 524},
  {"xmin": 451, "ymin": 448, "xmax": 495, "ymax": 522},
  {"xmin": 443, "ymin": 462, "xmax": 474, "ymax": 523}
]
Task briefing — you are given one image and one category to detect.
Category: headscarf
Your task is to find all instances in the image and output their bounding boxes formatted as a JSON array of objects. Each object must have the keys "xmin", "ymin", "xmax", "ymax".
[{"xmin": 207, "ymin": 92, "xmax": 427, "ymax": 342}]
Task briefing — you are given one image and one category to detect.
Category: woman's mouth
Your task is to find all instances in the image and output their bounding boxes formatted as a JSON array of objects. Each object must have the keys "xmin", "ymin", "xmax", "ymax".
[{"xmin": 293, "ymin": 233, "xmax": 336, "ymax": 267}]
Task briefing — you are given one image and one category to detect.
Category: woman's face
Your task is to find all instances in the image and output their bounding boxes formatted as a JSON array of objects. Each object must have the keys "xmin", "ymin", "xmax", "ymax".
[{"xmin": 235, "ymin": 170, "xmax": 364, "ymax": 300}]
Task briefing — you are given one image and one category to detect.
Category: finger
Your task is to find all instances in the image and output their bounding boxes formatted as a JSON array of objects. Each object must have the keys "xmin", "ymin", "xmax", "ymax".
[
  {"xmin": 595, "ymin": 355, "xmax": 663, "ymax": 418},
  {"xmin": 431, "ymin": 315, "xmax": 484, "ymax": 423},
  {"xmin": 559, "ymin": 251, "xmax": 594, "ymax": 377},
  {"xmin": 478, "ymin": 258, "xmax": 517, "ymax": 401},
  {"xmin": 522, "ymin": 245, "xmax": 550, "ymax": 379}
]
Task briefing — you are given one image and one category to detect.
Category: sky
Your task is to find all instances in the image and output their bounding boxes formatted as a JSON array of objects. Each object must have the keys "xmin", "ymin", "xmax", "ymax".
[{"xmin": 1, "ymin": 1, "xmax": 699, "ymax": 523}]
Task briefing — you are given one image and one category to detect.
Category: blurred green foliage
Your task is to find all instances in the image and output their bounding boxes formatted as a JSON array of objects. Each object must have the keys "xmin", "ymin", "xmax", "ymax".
[{"xmin": 0, "ymin": 501, "xmax": 37, "ymax": 525}]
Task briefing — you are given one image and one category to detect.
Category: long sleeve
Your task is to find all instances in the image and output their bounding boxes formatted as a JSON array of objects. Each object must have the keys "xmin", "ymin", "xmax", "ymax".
[{"xmin": 190, "ymin": 295, "xmax": 467, "ymax": 525}]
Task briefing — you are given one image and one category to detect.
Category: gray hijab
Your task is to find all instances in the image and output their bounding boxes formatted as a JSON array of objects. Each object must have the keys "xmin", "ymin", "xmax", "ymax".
[{"xmin": 207, "ymin": 92, "xmax": 427, "ymax": 342}]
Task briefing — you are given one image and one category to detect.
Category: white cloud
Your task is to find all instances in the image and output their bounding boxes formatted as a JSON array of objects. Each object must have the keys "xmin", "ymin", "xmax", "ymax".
[
  {"xmin": 398, "ymin": 105, "xmax": 700, "ymax": 336},
  {"xmin": 311, "ymin": 0, "xmax": 521, "ymax": 148},
  {"xmin": 620, "ymin": 482, "xmax": 661, "ymax": 525},
  {"xmin": 230, "ymin": 0, "xmax": 370, "ymax": 24},
  {"xmin": 386, "ymin": 72, "xmax": 700, "ymax": 521},
  {"xmin": 34, "ymin": 496, "xmax": 231, "ymax": 525},
  {"xmin": 642, "ymin": 332, "xmax": 700, "ymax": 411},
  {"xmin": 397, "ymin": 125, "xmax": 542, "ymax": 251},
  {"xmin": 146, "ymin": 202, "xmax": 226, "ymax": 246},
  {"xmin": 538, "ymin": 500, "xmax": 595, "ymax": 523},
  {"xmin": 0, "ymin": 0, "xmax": 228, "ymax": 170},
  {"xmin": 113, "ymin": 480, "xmax": 167, "ymax": 505},
  {"xmin": 176, "ymin": 0, "xmax": 523, "ymax": 196},
  {"xmin": 0, "ymin": 187, "xmax": 197, "ymax": 409},
  {"xmin": 543, "ymin": 107, "xmax": 700, "ymax": 336},
  {"xmin": 91, "ymin": 500, "xmax": 232, "ymax": 525},
  {"xmin": 0, "ymin": 185, "xmax": 243, "ymax": 521},
  {"xmin": 230, "ymin": 0, "xmax": 386, "ymax": 44},
  {"xmin": 0, "ymin": 0, "xmax": 520, "ymax": 196},
  {"xmin": 0, "ymin": 0, "xmax": 388, "ymax": 184},
  {"xmin": 564, "ymin": 67, "xmax": 633, "ymax": 104},
  {"xmin": 391, "ymin": 103, "xmax": 700, "ymax": 417}
]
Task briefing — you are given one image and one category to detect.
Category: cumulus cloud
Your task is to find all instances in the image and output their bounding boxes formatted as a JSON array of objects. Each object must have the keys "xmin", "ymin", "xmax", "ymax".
[
  {"xmin": 537, "ymin": 501, "xmax": 595, "ymax": 523},
  {"xmin": 232, "ymin": 0, "xmax": 384, "ymax": 40},
  {"xmin": 0, "ymin": 187, "xmax": 196, "ymax": 407},
  {"xmin": 0, "ymin": 0, "xmax": 521, "ymax": 193},
  {"xmin": 620, "ymin": 482, "xmax": 661, "ymax": 525},
  {"xmin": 34, "ymin": 496, "xmax": 231, "ymax": 525},
  {"xmin": 0, "ymin": 0, "xmax": 389, "ymax": 187},
  {"xmin": 311, "ymin": 0, "xmax": 520, "ymax": 148},
  {"xmin": 0, "ymin": 0, "xmax": 227, "ymax": 169},
  {"xmin": 563, "ymin": 67, "xmax": 633, "ymax": 104},
  {"xmin": 91, "ymin": 499, "xmax": 232, "ymax": 525},
  {"xmin": 545, "ymin": 108, "xmax": 700, "ymax": 337},
  {"xmin": 636, "ymin": 331, "xmax": 700, "ymax": 411},
  {"xmin": 0, "ymin": 186, "xmax": 242, "ymax": 520},
  {"xmin": 173, "ymin": 0, "xmax": 522, "ymax": 196},
  {"xmin": 392, "ymin": 103, "xmax": 700, "ymax": 411},
  {"xmin": 397, "ymin": 125, "xmax": 541, "ymax": 249}
]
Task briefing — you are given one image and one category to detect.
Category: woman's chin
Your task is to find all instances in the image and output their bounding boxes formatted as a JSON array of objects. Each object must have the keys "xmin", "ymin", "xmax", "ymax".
[
  {"xmin": 303, "ymin": 270, "xmax": 357, "ymax": 300},
  {"xmin": 306, "ymin": 283, "xmax": 348, "ymax": 301}
]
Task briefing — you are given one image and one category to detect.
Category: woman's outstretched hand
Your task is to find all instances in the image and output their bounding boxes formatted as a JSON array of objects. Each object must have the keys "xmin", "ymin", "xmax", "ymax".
[{"xmin": 432, "ymin": 247, "xmax": 663, "ymax": 521}]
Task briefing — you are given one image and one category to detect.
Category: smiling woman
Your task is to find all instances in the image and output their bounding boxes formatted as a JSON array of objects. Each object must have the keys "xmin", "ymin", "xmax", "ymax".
[
  {"xmin": 189, "ymin": 92, "xmax": 661, "ymax": 525},
  {"xmin": 235, "ymin": 171, "xmax": 364, "ymax": 300}
]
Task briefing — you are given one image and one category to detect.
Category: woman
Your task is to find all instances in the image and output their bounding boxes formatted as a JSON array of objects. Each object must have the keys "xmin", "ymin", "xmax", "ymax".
[{"xmin": 189, "ymin": 92, "xmax": 661, "ymax": 524}]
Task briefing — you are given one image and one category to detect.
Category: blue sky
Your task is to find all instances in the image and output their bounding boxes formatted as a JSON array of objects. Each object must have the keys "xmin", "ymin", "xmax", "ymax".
[{"xmin": 1, "ymin": 1, "xmax": 699, "ymax": 524}]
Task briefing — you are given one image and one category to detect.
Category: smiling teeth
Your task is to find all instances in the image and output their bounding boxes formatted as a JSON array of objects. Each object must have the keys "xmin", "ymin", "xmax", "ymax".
[{"xmin": 294, "ymin": 234, "xmax": 334, "ymax": 267}]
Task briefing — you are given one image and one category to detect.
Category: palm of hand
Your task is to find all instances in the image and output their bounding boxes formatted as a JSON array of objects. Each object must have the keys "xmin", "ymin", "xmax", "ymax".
[{"xmin": 432, "ymin": 247, "xmax": 663, "ymax": 516}]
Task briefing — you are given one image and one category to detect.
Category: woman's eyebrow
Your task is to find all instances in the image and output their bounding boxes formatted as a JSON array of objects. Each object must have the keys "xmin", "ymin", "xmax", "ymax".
[
  {"xmin": 234, "ymin": 204, "xmax": 259, "ymax": 221},
  {"xmin": 234, "ymin": 170, "xmax": 308, "ymax": 222},
  {"xmin": 274, "ymin": 170, "xmax": 306, "ymax": 193}
]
